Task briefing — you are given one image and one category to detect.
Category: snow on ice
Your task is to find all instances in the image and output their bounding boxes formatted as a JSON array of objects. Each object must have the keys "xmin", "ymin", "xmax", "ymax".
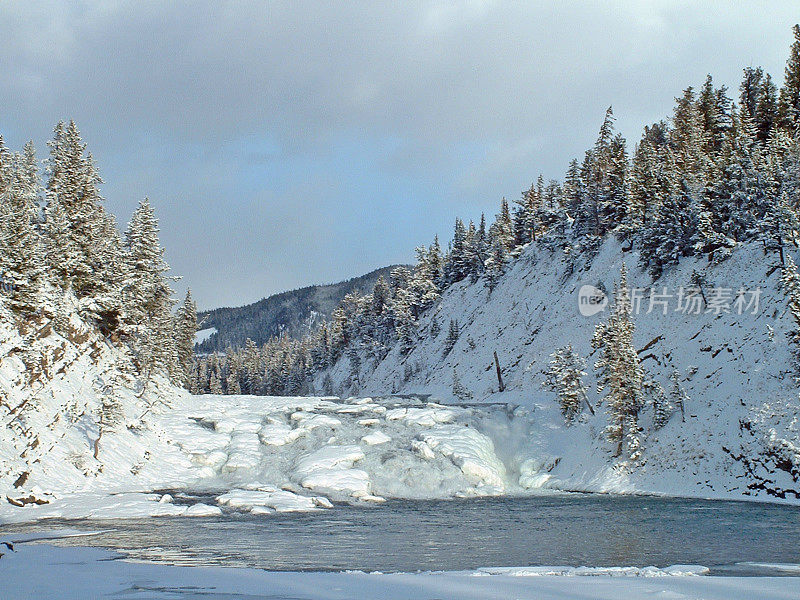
[{"xmin": 0, "ymin": 540, "xmax": 795, "ymax": 600}]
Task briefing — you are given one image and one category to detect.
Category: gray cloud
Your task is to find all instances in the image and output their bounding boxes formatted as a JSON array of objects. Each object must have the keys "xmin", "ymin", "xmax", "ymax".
[{"xmin": 1, "ymin": 1, "xmax": 797, "ymax": 308}]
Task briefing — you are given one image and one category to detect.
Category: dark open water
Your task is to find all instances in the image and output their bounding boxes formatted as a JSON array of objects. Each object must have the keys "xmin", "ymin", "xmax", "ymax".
[{"xmin": 3, "ymin": 494, "xmax": 800, "ymax": 576}]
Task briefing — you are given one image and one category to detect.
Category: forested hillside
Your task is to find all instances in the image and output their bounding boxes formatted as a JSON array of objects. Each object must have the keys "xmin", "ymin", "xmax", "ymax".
[
  {"xmin": 196, "ymin": 265, "xmax": 401, "ymax": 354},
  {"xmin": 0, "ymin": 121, "xmax": 197, "ymax": 500},
  {"xmin": 193, "ymin": 26, "xmax": 800, "ymax": 403}
]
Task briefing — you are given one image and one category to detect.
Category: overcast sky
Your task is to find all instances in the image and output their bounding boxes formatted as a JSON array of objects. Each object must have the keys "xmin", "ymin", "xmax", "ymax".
[{"xmin": 1, "ymin": 2, "xmax": 798, "ymax": 309}]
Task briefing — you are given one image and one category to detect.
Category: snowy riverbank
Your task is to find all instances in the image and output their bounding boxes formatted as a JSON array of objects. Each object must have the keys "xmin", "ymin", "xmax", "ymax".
[{"xmin": 0, "ymin": 539, "xmax": 796, "ymax": 600}]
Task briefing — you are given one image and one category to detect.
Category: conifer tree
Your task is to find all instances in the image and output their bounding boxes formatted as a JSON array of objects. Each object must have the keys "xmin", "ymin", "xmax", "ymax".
[
  {"xmin": 209, "ymin": 371, "xmax": 223, "ymax": 394},
  {"xmin": 371, "ymin": 275, "xmax": 390, "ymax": 316},
  {"xmin": 123, "ymin": 198, "xmax": 177, "ymax": 378},
  {"xmin": 739, "ymin": 67, "xmax": 764, "ymax": 124},
  {"xmin": 0, "ymin": 143, "xmax": 46, "ymax": 312},
  {"xmin": 755, "ymin": 73, "xmax": 779, "ymax": 145},
  {"xmin": 644, "ymin": 379, "xmax": 672, "ymax": 429},
  {"xmin": 45, "ymin": 121, "xmax": 120, "ymax": 307},
  {"xmin": 562, "ymin": 158, "xmax": 583, "ymax": 221},
  {"xmin": 175, "ymin": 289, "xmax": 198, "ymax": 388},
  {"xmin": 408, "ymin": 245, "xmax": 440, "ymax": 316},
  {"xmin": 444, "ymin": 218, "xmax": 470, "ymax": 284},
  {"xmin": 226, "ymin": 370, "xmax": 242, "ymax": 395},
  {"xmin": 452, "ymin": 367, "xmax": 473, "ymax": 401},
  {"xmin": 0, "ymin": 136, "xmax": 11, "ymax": 193},
  {"xmin": 640, "ymin": 182, "xmax": 700, "ymax": 278},
  {"xmin": 493, "ymin": 198, "xmax": 515, "ymax": 253},
  {"xmin": 427, "ymin": 235, "xmax": 445, "ymax": 286},
  {"xmin": 43, "ymin": 193, "xmax": 73, "ymax": 290},
  {"xmin": 473, "ymin": 216, "xmax": 488, "ymax": 274},
  {"xmin": 544, "ymin": 344, "xmax": 592, "ymax": 423},
  {"xmin": 669, "ymin": 87, "xmax": 711, "ymax": 189},
  {"xmin": 713, "ymin": 111, "xmax": 769, "ymax": 243},
  {"xmin": 698, "ymin": 75, "xmax": 732, "ymax": 156},
  {"xmin": 781, "ymin": 256, "xmax": 800, "ymax": 356},
  {"xmin": 779, "ymin": 24, "xmax": 800, "ymax": 131},
  {"xmin": 484, "ymin": 235, "xmax": 507, "ymax": 291},
  {"xmin": 592, "ymin": 264, "xmax": 644, "ymax": 460},
  {"xmin": 626, "ymin": 129, "xmax": 672, "ymax": 234},
  {"xmin": 391, "ymin": 287, "xmax": 416, "ymax": 354},
  {"xmin": 668, "ymin": 370, "xmax": 687, "ymax": 423},
  {"xmin": 443, "ymin": 318, "xmax": 459, "ymax": 356}
]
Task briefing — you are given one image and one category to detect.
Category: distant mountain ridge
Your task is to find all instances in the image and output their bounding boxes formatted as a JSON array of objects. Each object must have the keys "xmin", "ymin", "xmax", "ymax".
[{"xmin": 196, "ymin": 265, "xmax": 403, "ymax": 353}]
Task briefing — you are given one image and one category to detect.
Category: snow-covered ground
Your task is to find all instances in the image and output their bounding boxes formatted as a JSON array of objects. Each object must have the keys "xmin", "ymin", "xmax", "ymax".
[{"xmin": 0, "ymin": 539, "xmax": 796, "ymax": 600}]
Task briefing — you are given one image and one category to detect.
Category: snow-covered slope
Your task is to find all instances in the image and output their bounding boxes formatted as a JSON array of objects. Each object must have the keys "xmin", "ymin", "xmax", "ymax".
[
  {"xmin": 0, "ymin": 304, "xmax": 199, "ymax": 515},
  {"xmin": 318, "ymin": 239, "xmax": 800, "ymax": 501}
]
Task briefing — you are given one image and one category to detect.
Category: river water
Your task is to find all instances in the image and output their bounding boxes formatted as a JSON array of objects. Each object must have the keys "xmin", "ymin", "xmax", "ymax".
[{"xmin": 4, "ymin": 494, "xmax": 800, "ymax": 576}]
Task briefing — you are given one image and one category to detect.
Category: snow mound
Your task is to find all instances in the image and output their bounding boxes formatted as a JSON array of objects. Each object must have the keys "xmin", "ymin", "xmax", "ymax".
[
  {"xmin": 422, "ymin": 425, "xmax": 507, "ymax": 492},
  {"xmin": 184, "ymin": 503, "xmax": 222, "ymax": 517},
  {"xmin": 361, "ymin": 431, "xmax": 391, "ymax": 445}
]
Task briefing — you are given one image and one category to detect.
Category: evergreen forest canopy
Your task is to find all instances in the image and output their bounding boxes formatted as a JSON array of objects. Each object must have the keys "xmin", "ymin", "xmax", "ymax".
[{"xmin": 0, "ymin": 121, "xmax": 196, "ymax": 387}]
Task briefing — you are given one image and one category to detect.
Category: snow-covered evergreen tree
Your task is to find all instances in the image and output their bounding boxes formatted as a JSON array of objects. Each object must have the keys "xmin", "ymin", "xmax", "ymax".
[
  {"xmin": 544, "ymin": 344, "xmax": 591, "ymax": 423},
  {"xmin": 592, "ymin": 264, "xmax": 645, "ymax": 461},
  {"xmin": 484, "ymin": 235, "xmax": 507, "ymax": 292},
  {"xmin": 644, "ymin": 379, "xmax": 672, "ymax": 429},
  {"xmin": 175, "ymin": 289, "xmax": 198, "ymax": 388},
  {"xmin": 0, "ymin": 142, "xmax": 46, "ymax": 313},
  {"xmin": 444, "ymin": 218, "xmax": 471, "ymax": 284},
  {"xmin": 778, "ymin": 24, "xmax": 800, "ymax": 131},
  {"xmin": 697, "ymin": 75, "xmax": 732, "ymax": 157},
  {"xmin": 781, "ymin": 255, "xmax": 800, "ymax": 357},
  {"xmin": 639, "ymin": 182, "xmax": 700, "ymax": 278},
  {"xmin": 45, "ymin": 121, "xmax": 123, "ymax": 319},
  {"xmin": 123, "ymin": 198, "xmax": 177, "ymax": 379},
  {"xmin": 669, "ymin": 87, "xmax": 711, "ymax": 188},
  {"xmin": 625, "ymin": 124, "xmax": 672, "ymax": 235},
  {"xmin": 209, "ymin": 371, "xmax": 223, "ymax": 394},
  {"xmin": 492, "ymin": 198, "xmax": 515, "ymax": 254},
  {"xmin": 443, "ymin": 318, "xmax": 459, "ymax": 356},
  {"xmin": 668, "ymin": 369, "xmax": 688, "ymax": 423},
  {"xmin": 452, "ymin": 367, "xmax": 473, "ymax": 401}
]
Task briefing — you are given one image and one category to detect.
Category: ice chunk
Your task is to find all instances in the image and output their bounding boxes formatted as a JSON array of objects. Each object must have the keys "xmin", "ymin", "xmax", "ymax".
[
  {"xmin": 185, "ymin": 503, "xmax": 222, "ymax": 517},
  {"xmin": 300, "ymin": 468, "xmax": 371, "ymax": 497},
  {"xmin": 361, "ymin": 431, "xmax": 391, "ymax": 445}
]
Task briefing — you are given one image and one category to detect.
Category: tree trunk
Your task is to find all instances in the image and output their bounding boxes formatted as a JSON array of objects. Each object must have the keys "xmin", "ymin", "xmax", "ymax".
[{"xmin": 493, "ymin": 351, "xmax": 505, "ymax": 393}]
